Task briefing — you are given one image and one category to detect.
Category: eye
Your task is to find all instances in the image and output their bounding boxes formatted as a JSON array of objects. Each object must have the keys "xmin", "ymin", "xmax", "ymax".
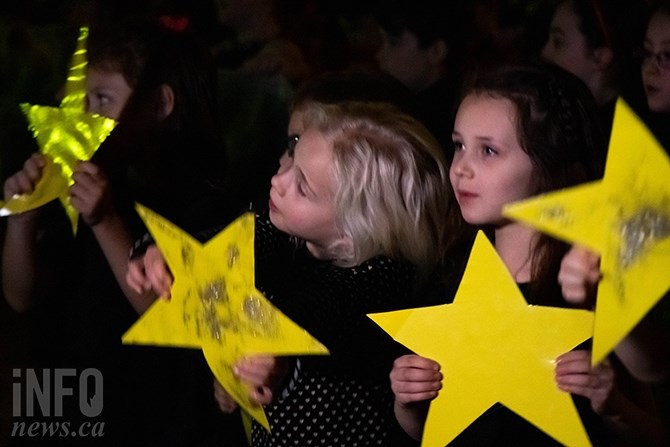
[
  {"xmin": 452, "ymin": 140, "xmax": 464, "ymax": 152},
  {"xmin": 97, "ymin": 93, "xmax": 110, "ymax": 107},
  {"xmin": 483, "ymin": 145, "xmax": 498, "ymax": 156},
  {"xmin": 287, "ymin": 134, "xmax": 298, "ymax": 157},
  {"xmin": 659, "ymin": 51, "xmax": 670, "ymax": 65},
  {"xmin": 296, "ymin": 178, "xmax": 306, "ymax": 197}
]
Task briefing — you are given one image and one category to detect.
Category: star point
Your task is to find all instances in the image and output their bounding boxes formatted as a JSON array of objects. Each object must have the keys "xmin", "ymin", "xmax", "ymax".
[
  {"xmin": 123, "ymin": 205, "xmax": 329, "ymax": 431},
  {"xmin": 370, "ymin": 231, "xmax": 594, "ymax": 447}
]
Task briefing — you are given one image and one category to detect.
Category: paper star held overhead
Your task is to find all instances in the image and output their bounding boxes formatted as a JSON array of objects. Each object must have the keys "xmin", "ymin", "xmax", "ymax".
[
  {"xmin": 369, "ymin": 231, "xmax": 594, "ymax": 447},
  {"xmin": 0, "ymin": 27, "xmax": 116, "ymax": 234},
  {"xmin": 503, "ymin": 98, "xmax": 670, "ymax": 365},
  {"xmin": 122, "ymin": 205, "xmax": 329, "ymax": 431}
]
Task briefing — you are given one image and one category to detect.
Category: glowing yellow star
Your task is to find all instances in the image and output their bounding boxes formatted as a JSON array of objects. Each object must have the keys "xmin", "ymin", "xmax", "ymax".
[
  {"xmin": 0, "ymin": 27, "xmax": 116, "ymax": 233},
  {"xmin": 503, "ymin": 98, "xmax": 670, "ymax": 365},
  {"xmin": 122, "ymin": 205, "xmax": 329, "ymax": 431},
  {"xmin": 369, "ymin": 231, "xmax": 594, "ymax": 447}
]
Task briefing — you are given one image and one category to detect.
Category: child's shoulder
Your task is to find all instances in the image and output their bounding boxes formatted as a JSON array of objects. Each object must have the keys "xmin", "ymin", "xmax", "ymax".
[{"xmin": 326, "ymin": 256, "xmax": 416, "ymax": 292}]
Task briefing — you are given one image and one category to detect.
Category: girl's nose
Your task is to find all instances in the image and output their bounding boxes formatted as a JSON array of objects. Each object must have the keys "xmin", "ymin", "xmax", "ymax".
[
  {"xmin": 270, "ymin": 168, "xmax": 289, "ymax": 195},
  {"xmin": 451, "ymin": 158, "xmax": 472, "ymax": 178}
]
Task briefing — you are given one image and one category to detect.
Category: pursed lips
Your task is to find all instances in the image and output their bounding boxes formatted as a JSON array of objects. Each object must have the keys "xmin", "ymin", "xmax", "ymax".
[
  {"xmin": 268, "ymin": 191, "xmax": 279, "ymax": 213},
  {"xmin": 456, "ymin": 189, "xmax": 478, "ymax": 201}
]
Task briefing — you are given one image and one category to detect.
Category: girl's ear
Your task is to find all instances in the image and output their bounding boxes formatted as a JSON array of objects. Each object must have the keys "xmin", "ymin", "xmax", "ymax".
[
  {"xmin": 158, "ymin": 84, "xmax": 175, "ymax": 119},
  {"xmin": 592, "ymin": 46, "xmax": 614, "ymax": 70}
]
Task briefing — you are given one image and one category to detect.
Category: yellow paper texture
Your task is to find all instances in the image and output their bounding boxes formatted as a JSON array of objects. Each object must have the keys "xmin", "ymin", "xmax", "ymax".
[
  {"xmin": 370, "ymin": 231, "xmax": 594, "ymax": 447},
  {"xmin": 0, "ymin": 27, "xmax": 116, "ymax": 234},
  {"xmin": 123, "ymin": 205, "xmax": 329, "ymax": 431},
  {"xmin": 503, "ymin": 98, "xmax": 670, "ymax": 364}
]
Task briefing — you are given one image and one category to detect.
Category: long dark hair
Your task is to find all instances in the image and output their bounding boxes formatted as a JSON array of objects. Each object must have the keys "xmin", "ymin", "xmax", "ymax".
[{"xmin": 458, "ymin": 62, "xmax": 606, "ymax": 306}]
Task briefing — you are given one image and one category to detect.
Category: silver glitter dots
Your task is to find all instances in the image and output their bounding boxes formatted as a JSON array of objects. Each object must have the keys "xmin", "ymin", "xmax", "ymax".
[
  {"xmin": 227, "ymin": 244, "xmax": 240, "ymax": 268},
  {"xmin": 199, "ymin": 279, "xmax": 228, "ymax": 340},
  {"xmin": 243, "ymin": 294, "xmax": 277, "ymax": 337},
  {"xmin": 619, "ymin": 207, "xmax": 669, "ymax": 268}
]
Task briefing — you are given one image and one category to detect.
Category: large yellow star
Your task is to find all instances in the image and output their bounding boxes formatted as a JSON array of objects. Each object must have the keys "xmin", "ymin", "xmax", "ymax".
[
  {"xmin": 122, "ymin": 205, "xmax": 329, "ymax": 431},
  {"xmin": 503, "ymin": 98, "xmax": 670, "ymax": 365},
  {"xmin": 0, "ymin": 27, "xmax": 116, "ymax": 233},
  {"xmin": 369, "ymin": 231, "xmax": 594, "ymax": 447}
]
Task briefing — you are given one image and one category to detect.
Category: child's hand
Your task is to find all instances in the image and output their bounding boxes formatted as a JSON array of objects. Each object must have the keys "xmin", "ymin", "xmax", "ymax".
[
  {"xmin": 3, "ymin": 153, "xmax": 49, "ymax": 224},
  {"xmin": 558, "ymin": 245, "xmax": 601, "ymax": 308},
  {"xmin": 234, "ymin": 355, "xmax": 290, "ymax": 406},
  {"xmin": 126, "ymin": 245, "xmax": 173, "ymax": 298},
  {"xmin": 390, "ymin": 354, "xmax": 442, "ymax": 406},
  {"xmin": 127, "ymin": 255, "xmax": 152, "ymax": 295},
  {"xmin": 70, "ymin": 161, "xmax": 113, "ymax": 226},
  {"xmin": 213, "ymin": 379, "xmax": 239, "ymax": 413},
  {"xmin": 555, "ymin": 350, "xmax": 616, "ymax": 415},
  {"xmin": 3, "ymin": 153, "xmax": 46, "ymax": 201}
]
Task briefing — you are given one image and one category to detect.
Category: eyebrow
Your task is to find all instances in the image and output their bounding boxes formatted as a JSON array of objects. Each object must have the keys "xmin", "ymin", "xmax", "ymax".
[{"xmin": 453, "ymin": 130, "xmax": 501, "ymax": 146}]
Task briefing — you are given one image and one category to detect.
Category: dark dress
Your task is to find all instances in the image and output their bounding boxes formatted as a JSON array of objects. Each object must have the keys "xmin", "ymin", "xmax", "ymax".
[{"xmin": 244, "ymin": 212, "xmax": 432, "ymax": 446}]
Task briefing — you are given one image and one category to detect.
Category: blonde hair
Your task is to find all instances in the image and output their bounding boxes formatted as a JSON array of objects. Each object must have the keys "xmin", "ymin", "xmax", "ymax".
[{"xmin": 299, "ymin": 101, "xmax": 451, "ymax": 273}]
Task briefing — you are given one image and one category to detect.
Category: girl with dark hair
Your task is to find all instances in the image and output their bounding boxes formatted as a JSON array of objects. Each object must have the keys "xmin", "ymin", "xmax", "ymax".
[{"xmin": 390, "ymin": 63, "xmax": 665, "ymax": 446}]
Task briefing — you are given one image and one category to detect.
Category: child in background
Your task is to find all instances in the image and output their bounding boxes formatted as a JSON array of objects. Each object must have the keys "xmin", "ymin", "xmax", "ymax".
[
  {"xmin": 639, "ymin": 0, "xmax": 670, "ymax": 150},
  {"xmin": 390, "ymin": 63, "xmax": 665, "ymax": 446},
  {"xmin": 374, "ymin": 0, "xmax": 468, "ymax": 154},
  {"xmin": 128, "ymin": 100, "xmax": 452, "ymax": 446},
  {"xmin": 285, "ymin": 69, "xmax": 414, "ymax": 144},
  {"xmin": 541, "ymin": 0, "xmax": 649, "ymax": 153},
  {"xmin": 2, "ymin": 16, "xmax": 244, "ymax": 446},
  {"xmin": 641, "ymin": 0, "xmax": 670, "ymax": 115}
]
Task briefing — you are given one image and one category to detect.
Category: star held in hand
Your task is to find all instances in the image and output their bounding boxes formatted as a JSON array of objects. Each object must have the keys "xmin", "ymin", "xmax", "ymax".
[
  {"xmin": 122, "ymin": 205, "xmax": 329, "ymax": 431},
  {"xmin": 369, "ymin": 231, "xmax": 594, "ymax": 447},
  {"xmin": 503, "ymin": 98, "xmax": 670, "ymax": 365},
  {"xmin": 0, "ymin": 27, "xmax": 116, "ymax": 233}
]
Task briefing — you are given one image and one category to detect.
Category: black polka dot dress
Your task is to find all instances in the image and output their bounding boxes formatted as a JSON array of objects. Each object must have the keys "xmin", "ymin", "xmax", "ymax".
[{"xmin": 249, "ymin": 213, "xmax": 426, "ymax": 446}]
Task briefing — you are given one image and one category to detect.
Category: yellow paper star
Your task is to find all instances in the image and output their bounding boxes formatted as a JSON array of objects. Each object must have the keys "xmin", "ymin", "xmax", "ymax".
[
  {"xmin": 122, "ymin": 205, "xmax": 329, "ymax": 431},
  {"xmin": 0, "ymin": 27, "xmax": 116, "ymax": 233},
  {"xmin": 503, "ymin": 98, "xmax": 670, "ymax": 365},
  {"xmin": 369, "ymin": 231, "xmax": 594, "ymax": 447}
]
